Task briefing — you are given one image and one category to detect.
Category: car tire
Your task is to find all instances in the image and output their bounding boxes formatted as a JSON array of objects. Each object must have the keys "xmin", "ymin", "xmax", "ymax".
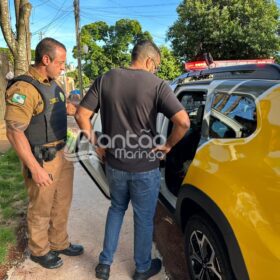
[{"xmin": 185, "ymin": 214, "xmax": 235, "ymax": 280}]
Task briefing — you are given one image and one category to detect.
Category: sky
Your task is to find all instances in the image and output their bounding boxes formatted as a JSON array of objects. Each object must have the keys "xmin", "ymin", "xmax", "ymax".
[{"xmin": 0, "ymin": 0, "xmax": 181, "ymax": 65}]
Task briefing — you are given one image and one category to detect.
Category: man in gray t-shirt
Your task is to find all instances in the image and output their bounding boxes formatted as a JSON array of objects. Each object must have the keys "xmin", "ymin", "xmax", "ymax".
[{"xmin": 75, "ymin": 40, "xmax": 190, "ymax": 280}]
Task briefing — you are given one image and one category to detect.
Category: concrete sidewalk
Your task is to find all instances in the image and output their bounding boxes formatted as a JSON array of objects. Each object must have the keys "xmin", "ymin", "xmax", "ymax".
[{"xmin": 7, "ymin": 164, "xmax": 167, "ymax": 280}]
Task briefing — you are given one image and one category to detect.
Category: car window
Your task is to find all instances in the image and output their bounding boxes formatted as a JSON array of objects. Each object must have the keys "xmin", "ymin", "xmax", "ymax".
[
  {"xmin": 209, "ymin": 117, "xmax": 236, "ymax": 138},
  {"xmin": 209, "ymin": 92, "xmax": 257, "ymax": 138},
  {"xmin": 179, "ymin": 92, "xmax": 206, "ymax": 125}
]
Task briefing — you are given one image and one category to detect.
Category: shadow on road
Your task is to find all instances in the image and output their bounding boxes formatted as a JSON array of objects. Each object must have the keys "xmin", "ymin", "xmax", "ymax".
[{"xmin": 154, "ymin": 203, "xmax": 189, "ymax": 280}]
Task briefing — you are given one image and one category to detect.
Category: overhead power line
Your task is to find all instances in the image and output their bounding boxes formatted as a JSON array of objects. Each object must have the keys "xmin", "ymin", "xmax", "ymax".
[
  {"xmin": 33, "ymin": 0, "xmax": 73, "ymax": 12},
  {"xmin": 81, "ymin": 2, "xmax": 179, "ymax": 10},
  {"xmin": 80, "ymin": 10, "xmax": 174, "ymax": 20},
  {"xmin": 33, "ymin": 0, "xmax": 50, "ymax": 8},
  {"xmin": 32, "ymin": 0, "xmax": 72, "ymax": 35},
  {"xmin": 105, "ymin": 0, "xmax": 169, "ymax": 27}
]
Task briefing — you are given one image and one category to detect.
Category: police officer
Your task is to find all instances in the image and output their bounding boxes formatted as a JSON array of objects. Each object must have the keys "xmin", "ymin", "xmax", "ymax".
[{"xmin": 5, "ymin": 38, "xmax": 83, "ymax": 269}]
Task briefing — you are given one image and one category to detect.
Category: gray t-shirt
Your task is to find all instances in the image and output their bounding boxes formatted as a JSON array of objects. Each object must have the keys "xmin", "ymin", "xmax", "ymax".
[{"xmin": 80, "ymin": 68, "xmax": 184, "ymax": 172}]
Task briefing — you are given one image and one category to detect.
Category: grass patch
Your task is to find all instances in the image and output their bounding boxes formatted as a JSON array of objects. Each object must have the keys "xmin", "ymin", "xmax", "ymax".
[
  {"xmin": 0, "ymin": 149, "xmax": 27, "ymax": 265},
  {"xmin": 0, "ymin": 227, "xmax": 15, "ymax": 243},
  {"xmin": 2, "ymin": 207, "xmax": 16, "ymax": 219},
  {"xmin": 0, "ymin": 227, "xmax": 16, "ymax": 264}
]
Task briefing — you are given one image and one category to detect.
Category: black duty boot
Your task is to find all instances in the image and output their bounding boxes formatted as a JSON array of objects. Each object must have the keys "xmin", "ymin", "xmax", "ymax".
[
  {"xmin": 30, "ymin": 251, "xmax": 63, "ymax": 269},
  {"xmin": 52, "ymin": 243, "xmax": 84, "ymax": 256}
]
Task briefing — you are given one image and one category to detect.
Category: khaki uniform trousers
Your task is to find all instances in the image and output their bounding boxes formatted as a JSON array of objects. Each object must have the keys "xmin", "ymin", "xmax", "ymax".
[{"xmin": 23, "ymin": 150, "xmax": 74, "ymax": 256}]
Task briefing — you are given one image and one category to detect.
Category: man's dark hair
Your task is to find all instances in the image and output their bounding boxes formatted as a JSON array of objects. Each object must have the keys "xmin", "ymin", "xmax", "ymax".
[
  {"xmin": 131, "ymin": 40, "xmax": 161, "ymax": 62},
  {"xmin": 35, "ymin": 37, "xmax": 66, "ymax": 64}
]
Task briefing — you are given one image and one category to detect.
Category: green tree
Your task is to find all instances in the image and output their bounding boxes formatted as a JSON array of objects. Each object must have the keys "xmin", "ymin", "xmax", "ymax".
[
  {"xmin": 0, "ymin": 47, "xmax": 13, "ymax": 62},
  {"xmin": 168, "ymin": 0, "xmax": 280, "ymax": 62},
  {"xmin": 74, "ymin": 19, "xmax": 152, "ymax": 80},
  {"xmin": 157, "ymin": 46, "xmax": 182, "ymax": 81},
  {"xmin": 67, "ymin": 70, "xmax": 91, "ymax": 89},
  {"xmin": 0, "ymin": 47, "xmax": 35, "ymax": 63}
]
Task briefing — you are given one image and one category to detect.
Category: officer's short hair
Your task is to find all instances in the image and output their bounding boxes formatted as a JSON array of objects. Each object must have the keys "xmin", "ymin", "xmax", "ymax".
[
  {"xmin": 131, "ymin": 40, "xmax": 161, "ymax": 62},
  {"xmin": 35, "ymin": 37, "xmax": 66, "ymax": 64}
]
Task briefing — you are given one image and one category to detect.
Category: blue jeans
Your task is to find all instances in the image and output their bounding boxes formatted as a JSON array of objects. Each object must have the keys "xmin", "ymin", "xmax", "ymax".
[{"xmin": 99, "ymin": 164, "xmax": 161, "ymax": 272}]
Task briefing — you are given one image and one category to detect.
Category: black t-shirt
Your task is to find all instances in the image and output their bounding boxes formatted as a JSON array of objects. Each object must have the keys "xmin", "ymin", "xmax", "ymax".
[{"xmin": 80, "ymin": 68, "xmax": 184, "ymax": 172}]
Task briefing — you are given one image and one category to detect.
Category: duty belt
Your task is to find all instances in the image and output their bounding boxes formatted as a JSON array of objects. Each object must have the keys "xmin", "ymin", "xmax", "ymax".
[
  {"xmin": 31, "ymin": 141, "xmax": 66, "ymax": 162},
  {"xmin": 44, "ymin": 141, "xmax": 66, "ymax": 152},
  {"xmin": 27, "ymin": 141, "xmax": 66, "ymax": 179}
]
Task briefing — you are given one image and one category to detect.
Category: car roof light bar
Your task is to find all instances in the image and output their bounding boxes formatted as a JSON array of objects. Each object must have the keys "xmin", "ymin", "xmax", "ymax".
[{"xmin": 187, "ymin": 64, "xmax": 280, "ymax": 80}]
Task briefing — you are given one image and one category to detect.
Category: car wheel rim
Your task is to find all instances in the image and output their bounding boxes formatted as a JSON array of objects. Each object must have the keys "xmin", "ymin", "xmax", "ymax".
[{"xmin": 189, "ymin": 230, "xmax": 222, "ymax": 280}]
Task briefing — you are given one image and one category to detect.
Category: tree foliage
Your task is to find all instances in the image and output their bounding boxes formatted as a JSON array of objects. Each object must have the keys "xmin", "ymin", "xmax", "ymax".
[
  {"xmin": 168, "ymin": 0, "xmax": 280, "ymax": 61},
  {"xmin": 157, "ymin": 46, "xmax": 182, "ymax": 81},
  {"xmin": 74, "ymin": 19, "xmax": 152, "ymax": 80},
  {"xmin": 67, "ymin": 70, "xmax": 91, "ymax": 89},
  {"xmin": 0, "ymin": 47, "xmax": 35, "ymax": 63},
  {"xmin": 0, "ymin": 47, "xmax": 14, "ymax": 62}
]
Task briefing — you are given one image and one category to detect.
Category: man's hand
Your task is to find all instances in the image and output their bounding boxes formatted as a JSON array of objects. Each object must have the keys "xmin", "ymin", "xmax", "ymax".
[
  {"xmin": 151, "ymin": 110, "xmax": 190, "ymax": 160},
  {"xmin": 6, "ymin": 120, "xmax": 52, "ymax": 186},
  {"xmin": 30, "ymin": 165, "xmax": 53, "ymax": 187},
  {"xmin": 66, "ymin": 102, "xmax": 77, "ymax": 116},
  {"xmin": 95, "ymin": 146, "xmax": 106, "ymax": 162},
  {"xmin": 152, "ymin": 144, "xmax": 172, "ymax": 160},
  {"xmin": 6, "ymin": 120, "xmax": 53, "ymax": 187}
]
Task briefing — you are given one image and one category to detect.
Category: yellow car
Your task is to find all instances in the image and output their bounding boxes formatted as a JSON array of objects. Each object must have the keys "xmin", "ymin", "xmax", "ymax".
[
  {"xmin": 79, "ymin": 64, "xmax": 280, "ymax": 280},
  {"xmin": 167, "ymin": 64, "xmax": 280, "ymax": 280}
]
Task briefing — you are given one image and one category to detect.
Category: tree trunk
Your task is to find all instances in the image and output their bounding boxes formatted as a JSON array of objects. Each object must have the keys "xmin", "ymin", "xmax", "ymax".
[
  {"xmin": 0, "ymin": 53, "xmax": 10, "ymax": 138},
  {"xmin": 0, "ymin": 0, "xmax": 32, "ymax": 76},
  {"xmin": 0, "ymin": 0, "xmax": 31, "ymax": 141},
  {"xmin": 24, "ymin": 1, "xmax": 32, "ymax": 65},
  {"xmin": 14, "ymin": 0, "xmax": 20, "ymax": 32}
]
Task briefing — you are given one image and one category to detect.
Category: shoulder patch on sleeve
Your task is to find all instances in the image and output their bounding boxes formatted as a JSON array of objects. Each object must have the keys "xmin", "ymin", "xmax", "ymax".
[{"xmin": 11, "ymin": 93, "xmax": 27, "ymax": 105}]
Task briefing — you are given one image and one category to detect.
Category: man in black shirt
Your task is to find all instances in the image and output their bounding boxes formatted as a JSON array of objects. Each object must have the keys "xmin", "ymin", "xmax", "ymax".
[{"xmin": 75, "ymin": 40, "xmax": 190, "ymax": 280}]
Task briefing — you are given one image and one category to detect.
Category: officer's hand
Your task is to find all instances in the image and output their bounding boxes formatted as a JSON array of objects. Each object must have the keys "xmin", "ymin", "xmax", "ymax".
[
  {"xmin": 66, "ymin": 102, "xmax": 77, "ymax": 116},
  {"xmin": 151, "ymin": 144, "xmax": 172, "ymax": 160},
  {"xmin": 31, "ymin": 166, "xmax": 53, "ymax": 187}
]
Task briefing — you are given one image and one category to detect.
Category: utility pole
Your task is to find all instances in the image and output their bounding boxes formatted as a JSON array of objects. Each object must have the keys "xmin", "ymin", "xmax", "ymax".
[
  {"xmin": 39, "ymin": 31, "xmax": 45, "ymax": 41},
  {"xmin": 74, "ymin": 0, "xmax": 83, "ymax": 98}
]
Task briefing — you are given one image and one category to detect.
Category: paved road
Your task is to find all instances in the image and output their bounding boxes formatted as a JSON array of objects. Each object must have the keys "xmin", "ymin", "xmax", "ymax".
[{"xmin": 7, "ymin": 164, "xmax": 168, "ymax": 280}]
